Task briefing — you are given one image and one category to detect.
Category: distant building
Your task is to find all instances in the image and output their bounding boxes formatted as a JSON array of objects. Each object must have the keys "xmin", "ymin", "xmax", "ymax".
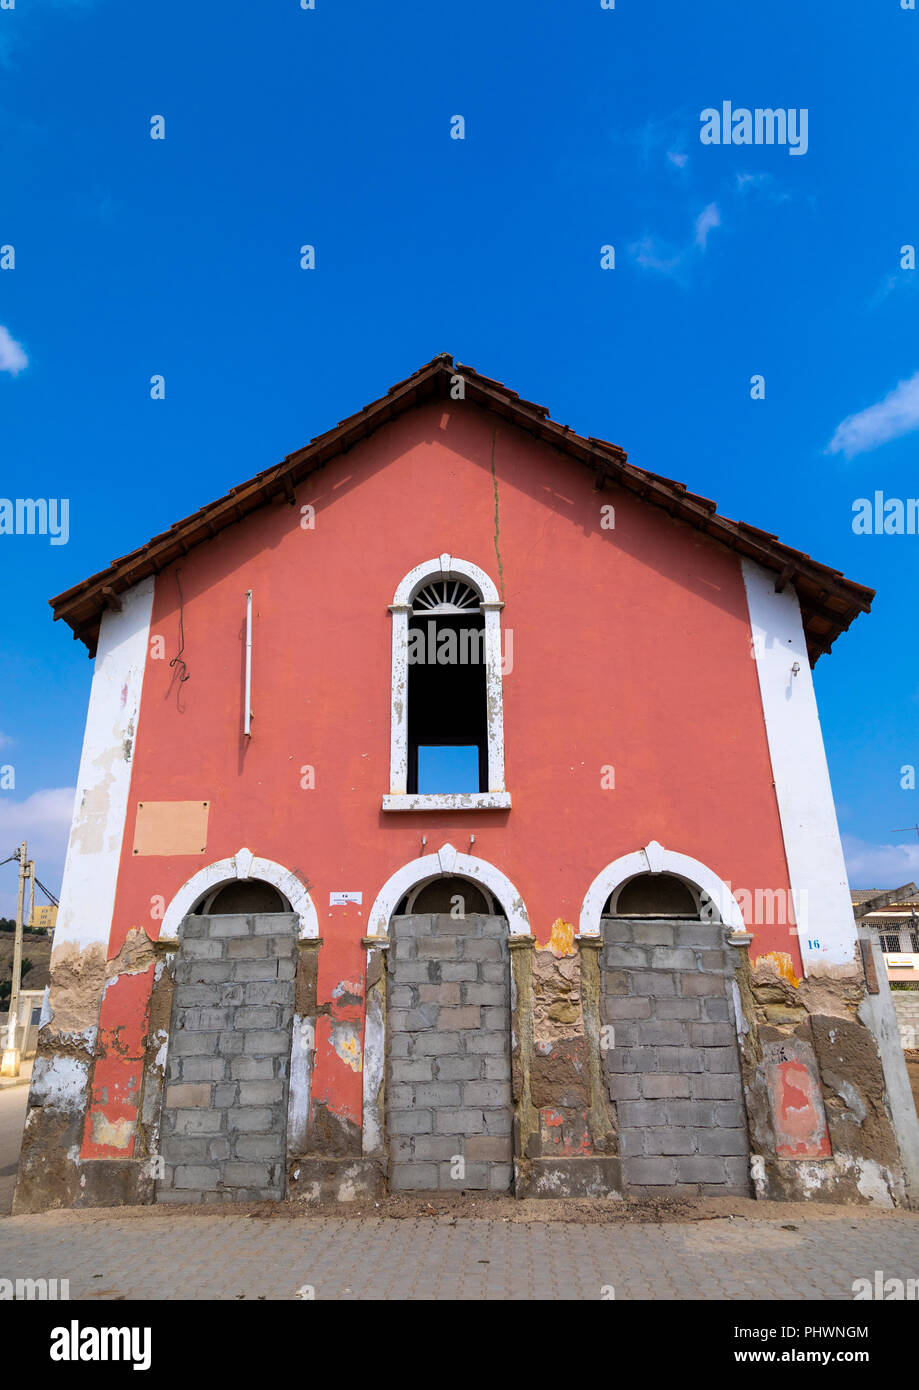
[
  {"xmin": 29, "ymin": 905, "xmax": 57, "ymax": 934},
  {"xmin": 853, "ymin": 890, "xmax": 919, "ymax": 985}
]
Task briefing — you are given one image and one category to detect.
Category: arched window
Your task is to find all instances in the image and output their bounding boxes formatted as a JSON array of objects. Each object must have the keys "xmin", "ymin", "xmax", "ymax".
[
  {"xmin": 197, "ymin": 880, "xmax": 291, "ymax": 914},
  {"xmin": 395, "ymin": 875, "xmax": 498, "ymax": 916},
  {"xmin": 383, "ymin": 555, "xmax": 510, "ymax": 810},
  {"xmin": 605, "ymin": 873, "xmax": 700, "ymax": 918}
]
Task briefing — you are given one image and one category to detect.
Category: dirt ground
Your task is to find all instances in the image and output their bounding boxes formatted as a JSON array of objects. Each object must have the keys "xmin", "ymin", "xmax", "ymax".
[{"xmin": 15, "ymin": 1189, "xmax": 919, "ymax": 1229}]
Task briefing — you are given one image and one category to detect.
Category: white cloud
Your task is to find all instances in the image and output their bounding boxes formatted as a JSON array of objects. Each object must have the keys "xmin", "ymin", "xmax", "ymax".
[
  {"xmin": 843, "ymin": 834, "xmax": 919, "ymax": 890},
  {"xmin": 0, "ymin": 788, "xmax": 74, "ymax": 918},
  {"xmin": 0, "ymin": 325, "xmax": 28, "ymax": 377},
  {"xmin": 632, "ymin": 203, "xmax": 722, "ymax": 281},
  {"xmin": 827, "ymin": 370, "xmax": 919, "ymax": 459},
  {"xmin": 667, "ymin": 150, "xmax": 688, "ymax": 169},
  {"xmin": 694, "ymin": 202, "xmax": 721, "ymax": 249},
  {"xmin": 0, "ymin": 733, "xmax": 13, "ymax": 750}
]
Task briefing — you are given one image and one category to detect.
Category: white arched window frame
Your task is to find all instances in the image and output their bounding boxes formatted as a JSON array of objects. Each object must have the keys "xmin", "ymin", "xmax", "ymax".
[{"xmin": 382, "ymin": 554, "xmax": 511, "ymax": 811}]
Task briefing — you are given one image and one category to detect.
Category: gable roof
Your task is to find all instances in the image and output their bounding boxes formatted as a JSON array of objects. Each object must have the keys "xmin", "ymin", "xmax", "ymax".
[{"xmin": 51, "ymin": 353, "xmax": 873, "ymax": 661}]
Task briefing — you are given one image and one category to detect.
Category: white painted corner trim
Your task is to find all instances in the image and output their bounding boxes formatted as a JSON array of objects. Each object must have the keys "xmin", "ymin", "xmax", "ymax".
[
  {"xmin": 742, "ymin": 557, "xmax": 859, "ymax": 974},
  {"xmin": 52, "ymin": 576, "xmax": 155, "ymax": 959},
  {"xmin": 578, "ymin": 841, "xmax": 746, "ymax": 936},
  {"xmin": 367, "ymin": 843, "xmax": 530, "ymax": 937},
  {"xmin": 388, "ymin": 554, "xmax": 507, "ymax": 799},
  {"xmin": 160, "ymin": 848, "xmax": 319, "ymax": 941}
]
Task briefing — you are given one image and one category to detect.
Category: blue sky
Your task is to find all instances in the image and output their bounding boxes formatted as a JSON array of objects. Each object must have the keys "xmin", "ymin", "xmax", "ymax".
[{"xmin": 1, "ymin": 0, "xmax": 918, "ymax": 914}]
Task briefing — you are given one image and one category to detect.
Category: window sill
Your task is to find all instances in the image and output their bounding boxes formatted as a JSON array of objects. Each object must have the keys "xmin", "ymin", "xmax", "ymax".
[{"xmin": 381, "ymin": 792, "xmax": 512, "ymax": 811}]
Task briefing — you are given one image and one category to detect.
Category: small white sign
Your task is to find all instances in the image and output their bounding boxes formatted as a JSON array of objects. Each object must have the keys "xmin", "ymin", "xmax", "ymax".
[{"xmin": 329, "ymin": 891, "xmax": 362, "ymax": 906}]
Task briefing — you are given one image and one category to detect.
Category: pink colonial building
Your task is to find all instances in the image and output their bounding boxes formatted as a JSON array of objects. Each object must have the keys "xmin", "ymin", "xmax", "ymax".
[{"xmin": 16, "ymin": 355, "xmax": 919, "ymax": 1211}]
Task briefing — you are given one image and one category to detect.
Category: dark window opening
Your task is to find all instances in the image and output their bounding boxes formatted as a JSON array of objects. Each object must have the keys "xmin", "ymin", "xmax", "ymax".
[
  {"xmin": 407, "ymin": 613, "xmax": 487, "ymax": 794},
  {"xmin": 606, "ymin": 873, "xmax": 699, "ymax": 919},
  {"xmin": 199, "ymin": 880, "xmax": 290, "ymax": 914},
  {"xmin": 411, "ymin": 877, "xmax": 494, "ymax": 915}
]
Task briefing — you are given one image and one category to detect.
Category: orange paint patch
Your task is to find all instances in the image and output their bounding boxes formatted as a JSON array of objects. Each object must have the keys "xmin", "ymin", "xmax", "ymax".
[
  {"xmin": 755, "ymin": 951, "xmax": 800, "ymax": 988},
  {"xmin": 545, "ymin": 918, "xmax": 576, "ymax": 956}
]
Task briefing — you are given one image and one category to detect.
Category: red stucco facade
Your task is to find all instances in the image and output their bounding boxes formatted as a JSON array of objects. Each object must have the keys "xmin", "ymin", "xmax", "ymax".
[{"xmin": 81, "ymin": 400, "xmax": 797, "ymax": 1160}]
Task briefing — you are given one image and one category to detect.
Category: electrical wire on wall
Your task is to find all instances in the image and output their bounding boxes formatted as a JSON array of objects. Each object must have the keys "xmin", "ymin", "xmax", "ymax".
[{"xmin": 168, "ymin": 569, "xmax": 191, "ymax": 711}]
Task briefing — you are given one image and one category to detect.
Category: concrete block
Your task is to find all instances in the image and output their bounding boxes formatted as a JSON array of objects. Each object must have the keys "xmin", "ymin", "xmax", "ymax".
[
  {"xmin": 390, "ymin": 1058, "xmax": 435, "ymax": 1083},
  {"xmin": 389, "ymin": 1109, "xmax": 433, "ymax": 1135},
  {"xmin": 634, "ymin": 1020, "xmax": 689, "ymax": 1047},
  {"xmin": 463, "ymin": 939, "xmax": 502, "ymax": 961},
  {"xmin": 627, "ymin": 1157, "xmax": 675, "ymax": 1185},
  {"xmin": 171, "ymin": 1031, "xmax": 219, "ymax": 1056},
  {"xmin": 463, "ymin": 983, "xmax": 506, "ymax": 1007},
  {"xmin": 412, "ymin": 1082, "xmax": 462, "ymax": 1106},
  {"xmin": 698, "ymin": 1129, "xmax": 749, "ymax": 1157},
  {"xmin": 438, "ymin": 1006, "xmax": 481, "ymax": 1030},
  {"xmin": 603, "ymin": 996, "xmax": 651, "ymax": 1021},
  {"xmin": 209, "ymin": 916, "xmax": 251, "ymax": 938},
  {"xmin": 389, "ymin": 1163, "xmax": 437, "ymax": 1190},
  {"xmin": 441, "ymin": 963, "xmax": 478, "ymax": 982},
  {"xmin": 679, "ymin": 974, "xmax": 725, "ymax": 998},
  {"xmin": 690, "ymin": 1072, "xmax": 743, "ymax": 1101},
  {"xmin": 617, "ymin": 1100, "xmax": 668, "ymax": 1127},
  {"xmin": 656, "ymin": 1046, "xmax": 707, "ymax": 1073},
  {"xmin": 418, "ymin": 983, "xmax": 461, "ymax": 1005},
  {"xmin": 221, "ymin": 1163, "xmax": 275, "ymax": 1187},
  {"xmin": 235, "ymin": 1006, "xmax": 280, "ymax": 1030},
  {"xmin": 413, "ymin": 1032, "xmax": 461, "ymax": 1055},
  {"xmin": 164, "ymin": 1083, "xmax": 211, "ymax": 1108},
  {"xmin": 178, "ymin": 1057, "xmax": 228, "ymax": 1083},
  {"xmin": 227, "ymin": 938, "xmax": 268, "ymax": 959},
  {"xmin": 655, "ymin": 998, "xmax": 701, "ymax": 1020},
  {"xmin": 230, "ymin": 1056, "xmax": 279, "ymax": 1080},
  {"xmin": 641, "ymin": 1073, "xmax": 692, "ymax": 1099},
  {"xmin": 672, "ymin": 1156, "xmax": 729, "ymax": 1184},
  {"xmin": 235, "ymin": 1133, "xmax": 285, "ymax": 1160},
  {"xmin": 604, "ymin": 946, "xmax": 650, "ymax": 969},
  {"xmin": 415, "ymin": 937, "xmax": 457, "ymax": 958},
  {"xmin": 435, "ymin": 1056, "xmax": 482, "ymax": 1082},
  {"xmin": 650, "ymin": 948, "xmax": 697, "ymax": 971},
  {"xmin": 225, "ymin": 1107, "xmax": 273, "ymax": 1132},
  {"xmin": 173, "ymin": 1165, "xmax": 221, "ymax": 1190},
  {"xmin": 440, "ymin": 1161, "xmax": 489, "ymax": 1189},
  {"xmin": 462, "ymin": 1081, "xmax": 511, "ymax": 1107},
  {"xmin": 237, "ymin": 1079, "xmax": 284, "ymax": 1106},
  {"xmin": 688, "ymin": 1021, "xmax": 735, "ymax": 1047},
  {"xmin": 181, "ymin": 939, "xmax": 224, "ymax": 961},
  {"xmin": 631, "ymin": 972, "xmax": 677, "ymax": 996},
  {"xmin": 241, "ymin": 1031, "xmax": 290, "ymax": 1055},
  {"xmin": 412, "ymin": 1136, "xmax": 464, "ymax": 1161}
]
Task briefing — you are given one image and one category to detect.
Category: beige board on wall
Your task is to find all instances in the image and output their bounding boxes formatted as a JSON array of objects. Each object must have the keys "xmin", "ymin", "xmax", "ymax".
[{"xmin": 132, "ymin": 801, "xmax": 209, "ymax": 856}]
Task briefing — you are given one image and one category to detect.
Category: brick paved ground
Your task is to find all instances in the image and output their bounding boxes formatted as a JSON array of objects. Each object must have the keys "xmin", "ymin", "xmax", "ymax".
[{"xmin": 2, "ymin": 1207, "xmax": 918, "ymax": 1299}]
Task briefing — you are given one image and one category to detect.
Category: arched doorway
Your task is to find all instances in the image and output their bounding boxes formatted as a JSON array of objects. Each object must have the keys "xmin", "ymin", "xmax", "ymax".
[
  {"xmin": 154, "ymin": 852, "xmax": 317, "ymax": 1204},
  {"xmin": 582, "ymin": 843, "xmax": 751, "ymax": 1198},
  {"xmin": 365, "ymin": 846, "xmax": 529, "ymax": 1194}
]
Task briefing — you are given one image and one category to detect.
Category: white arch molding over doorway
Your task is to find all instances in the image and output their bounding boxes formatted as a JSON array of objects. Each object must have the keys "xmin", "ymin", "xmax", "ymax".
[
  {"xmin": 384, "ymin": 553, "xmax": 511, "ymax": 811},
  {"xmin": 366, "ymin": 842, "xmax": 530, "ymax": 938},
  {"xmin": 159, "ymin": 848, "xmax": 320, "ymax": 941},
  {"xmin": 578, "ymin": 841, "xmax": 747, "ymax": 937}
]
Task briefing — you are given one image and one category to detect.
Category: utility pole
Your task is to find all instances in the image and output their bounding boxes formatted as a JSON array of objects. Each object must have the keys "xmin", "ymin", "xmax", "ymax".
[{"xmin": 1, "ymin": 840, "xmax": 28, "ymax": 1077}]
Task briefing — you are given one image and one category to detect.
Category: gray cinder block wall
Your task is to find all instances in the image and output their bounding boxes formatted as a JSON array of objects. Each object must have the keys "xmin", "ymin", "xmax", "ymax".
[
  {"xmin": 891, "ymin": 992, "xmax": 919, "ymax": 1049},
  {"xmin": 156, "ymin": 912, "xmax": 299, "ymax": 1203},
  {"xmin": 386, "ymin": 913, "xmax": 513, "ymax": 1192},
  {"xmin": 601, "ymin": 915, "xmax": 751, "ymax": 1196}
]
